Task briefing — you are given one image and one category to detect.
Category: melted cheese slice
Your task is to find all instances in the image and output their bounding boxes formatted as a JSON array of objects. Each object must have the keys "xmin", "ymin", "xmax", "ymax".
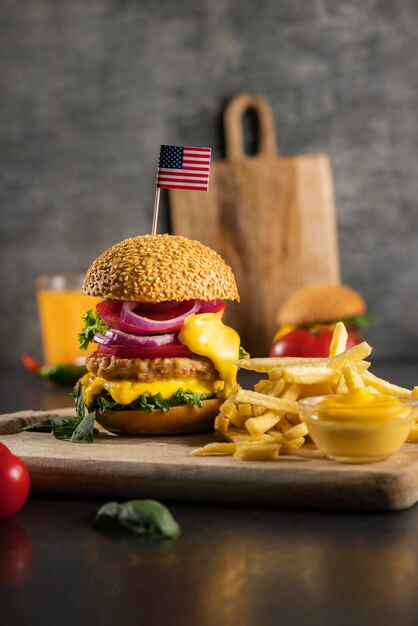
[
  {"xmin": 178, "ymin": 311, "xmax": 240, "ymax": 398},
  {"xmin": 81, "ymin": 373, "xmax": 219, "ymax": 406}
]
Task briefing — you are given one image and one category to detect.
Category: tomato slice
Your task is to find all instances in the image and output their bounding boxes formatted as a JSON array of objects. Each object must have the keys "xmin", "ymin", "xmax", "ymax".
[
  {"xmin": 97, "ymin": 342, "xmax": 194, "ymax": 359},
  {"xmin": 97, "ymin": 300, "xmax": 206, "ymax": 335},
  {"xmin": 270, "ymin": 328, "xmax": 359, "ymax": 358}
]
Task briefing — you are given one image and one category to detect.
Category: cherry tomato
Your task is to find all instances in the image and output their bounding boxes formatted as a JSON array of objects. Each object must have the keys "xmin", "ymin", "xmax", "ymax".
[
  {"xmin": 97, "ymin": 342, "xmax": 193, "ymax": 359},
  {"xmin": 0, "ymin": 442, "xmax": 12, "ymax": 456},
  {"xmin": 0, "ymin": 454, "xmax": 30, "ymax": 521},
  {"xmin": 270, "ymin": 328, "xmax": 360, "ymax": 358}
]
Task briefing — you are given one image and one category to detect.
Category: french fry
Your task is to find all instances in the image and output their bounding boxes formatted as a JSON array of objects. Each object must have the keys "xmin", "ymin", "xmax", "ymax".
[
  {"xmin": 220, "ymin": 431, "xmax": 276, "ymax": 444},
  {"xmin": 329, "ymin": 321, "xmax": 348, "ymax": 357},
  {"xmin": 214, "ymin": 415, "xmax": 229, "ymax": 432},
  {"xmin": 342, "ymin": 365, "xmax": 365, "ymax": 391},
  {"xmin": 281, "ymin": 365, "xmax": 339, "ymax": 385},
  {"xmin": 329, "ymin": 342, "xmax": 372, "ymax": 369},
  {"xmin": 192, "ymin": 442, "xmax": 236, "ymax": 456},
  {"xmin": 234, "ymin": 443, "xmax": 280, "ymax": 461},
  {"xmin": 220, "ymin": 398, "xmax": 239, "ymax": 420},
  {"xmin": 236, "ymin": 389, "xmax": 298, "ymax": 413},
  {"xmin": 357, "ymin": 361, "xmax": 371, "ymax": 372},
  {"xmin": 281, "ymin": 437, "xmax": 305, "ymax": 451},
  {"xmin": 361, "ymin": 370, "xmax": 412, "ymax": 396},
  {"xmin": 220, "ymin": 398, "xmax": 246, "ymax": 428},
  {"xmin": 280, "ymin": 383, "xmax": 301, "ymax": 402},
  {"xmin": 283, "ymin": 422, "xmax": 309, "ymax": 440},
  {"xmin": 238, "ymin": 403, "xmax": 253, "ymax": 417},
  {"xmin": 237, "ymin": 356, "xmax": 328, "ymax": 372},
  {"xmin": 276, "ymin": 416, "xmax": 293, "ymax": 434},
  {"xmin": 245, "ymin": 412, "xmax": 280, "ymax": 437},
  {"xmin": 267, "ymin": 430, "xmax": 285, "ymax": 443},
  {"xmin": 412, "ymin": 387, "xmax": 418, "ymax": 399}
]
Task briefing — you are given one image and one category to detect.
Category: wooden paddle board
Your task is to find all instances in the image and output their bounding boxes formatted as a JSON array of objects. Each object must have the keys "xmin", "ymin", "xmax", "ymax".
[
  {"xmin": 170, "ymin": 93, "xmax": 340, "ymax": 356},
  {"xmin": 2, "ymin": 409, "xmax": 418, "ymax": 511}
]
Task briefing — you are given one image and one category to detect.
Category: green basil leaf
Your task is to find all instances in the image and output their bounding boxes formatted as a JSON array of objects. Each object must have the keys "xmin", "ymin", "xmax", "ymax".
[
  {"xmin": 52, "ymin": 418, "xmax": 82, "ymax": 440},
  {"xmin": 23, "ymin": 416, "xmax": 78, "ymax": 433},
  {"xmin": 94, "ymin": 500, "xmax": 180, "ymax": 539},
  {"xmin": 69, "ymin": 411, "xmax": 96, "ymax": 443},
  {"xmin": 75, "ymin": 381, "xmax": 86, "ymax": 420}
]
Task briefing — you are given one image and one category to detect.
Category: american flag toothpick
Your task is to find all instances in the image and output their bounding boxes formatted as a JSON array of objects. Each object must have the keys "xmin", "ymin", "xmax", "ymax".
[{"xmin": 151, "ymin": 145, "xmax": 212, "ymax": 235}]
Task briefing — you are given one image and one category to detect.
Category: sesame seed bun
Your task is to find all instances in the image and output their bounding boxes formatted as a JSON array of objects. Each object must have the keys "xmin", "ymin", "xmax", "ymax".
[
  {"xmin": 277, "ymin": 284, "xmax": 367, "ymax": 326},
  {"xmin": 95, "ymin": 398, "xmax": 222, "ymax": 435},
  {"xmin": 82, "ymin": 234, "xmax": 240, "ymax": 302}
]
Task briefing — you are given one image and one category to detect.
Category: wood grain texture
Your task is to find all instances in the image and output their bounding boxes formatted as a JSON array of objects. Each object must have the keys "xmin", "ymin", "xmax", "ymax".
[
  {"xmin": 170, "ymin": 93, "xmax": 340, "ymax": 356},
  {"xmin": 2, "ymin": 408, "xmax": 418, "ymax": 511}
]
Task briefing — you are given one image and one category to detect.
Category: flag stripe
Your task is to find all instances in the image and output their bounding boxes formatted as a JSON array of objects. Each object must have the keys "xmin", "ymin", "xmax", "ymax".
[
  {"xmin": 157, "ymin": 171, "xmax": 209, "ymax": 179},
  {"xmin": 157, "ymin": 183, "xmax": 208, "ymax": 191},
  {"xmin": 184, "ymin": 146, "xmax": 211, "ymax": 152},
  {"xmin": 158, "ymin": 167, "xmax": 209, "ymax": 174}
]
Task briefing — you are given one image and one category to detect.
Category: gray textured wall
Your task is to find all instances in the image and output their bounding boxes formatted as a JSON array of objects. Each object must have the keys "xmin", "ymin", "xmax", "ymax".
[{"xmin": 1, "ymin": 0, "xmax": 417, "ymax": 369}]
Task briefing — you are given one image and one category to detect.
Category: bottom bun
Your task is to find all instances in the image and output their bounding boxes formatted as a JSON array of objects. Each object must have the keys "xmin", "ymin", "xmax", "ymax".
[{"xmin": 95, "ymin": 398, "xmax": 223, "ymax": 435}]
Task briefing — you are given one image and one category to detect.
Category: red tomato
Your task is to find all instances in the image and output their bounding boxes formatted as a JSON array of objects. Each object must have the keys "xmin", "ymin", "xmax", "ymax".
[
  {"xmin": 97, "ymin": 342, "xmax": 193, "ymax": 359},
  {"xmin": 0, "ymin": 454, "xmax": 30, "ymax": 521},
  {"xmin": 0, "ymin": 442, "xmax": 12, "ymax": 456},
  {"xmin": 270, "ymin": 328, "xmax": 360, "ymax": 358}
]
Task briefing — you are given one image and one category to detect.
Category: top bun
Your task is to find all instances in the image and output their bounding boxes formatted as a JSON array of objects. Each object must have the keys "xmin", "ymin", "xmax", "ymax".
[
  {"xmin": 277, "ymin": 283, "xmax": 366, "ymax": 326},
  {"xmin": 82, "ymin": 234, "xmax": 240, "ymax": 302}
]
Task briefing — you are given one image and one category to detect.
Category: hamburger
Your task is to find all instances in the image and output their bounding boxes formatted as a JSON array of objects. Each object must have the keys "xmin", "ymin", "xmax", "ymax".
[
  {"xmin": 270, "ymin": 283, "xmax": 368, "ymax": 358},
  {"xmin": 77, "ymin": 234, "xmax": 241, "ymax": 435}
]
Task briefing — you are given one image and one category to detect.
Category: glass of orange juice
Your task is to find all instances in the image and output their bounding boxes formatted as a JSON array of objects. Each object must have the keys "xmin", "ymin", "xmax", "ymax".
[{"xmin": 36, "ymin": 274, "xmax": 100, "ymax": 365}]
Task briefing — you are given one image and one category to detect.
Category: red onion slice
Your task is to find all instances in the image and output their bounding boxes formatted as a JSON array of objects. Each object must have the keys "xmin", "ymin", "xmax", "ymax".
[
  {"xmin": 105, "ymin": 329, "xmax": 177, "ymax": 348},
  {"xmin": 120, "ymin": 299, "xmax": 200, "ymax": 333}
]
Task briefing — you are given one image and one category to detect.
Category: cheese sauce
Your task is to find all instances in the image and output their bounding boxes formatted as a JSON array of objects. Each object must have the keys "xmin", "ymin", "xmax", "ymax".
[
  {"xmin": 81, "ymin": 373, "xmax": 219, "ymax": 406},
  {"xmin": 178, "ymin": 311, "xmax": 240, "ymax": 398},
  {"xmin": 300, "ymin": 388, "xmax": 417, "ymax": 463}
]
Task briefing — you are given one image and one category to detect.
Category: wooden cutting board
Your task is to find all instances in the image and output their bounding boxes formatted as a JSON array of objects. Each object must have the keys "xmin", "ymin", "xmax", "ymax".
[
  {"xmin": 170, "ymin": 93, "xmax": 340, "ymax": 356},
  {"xmin": 2, "ymin": 409, "xmax": 418, "ymax": 511}
]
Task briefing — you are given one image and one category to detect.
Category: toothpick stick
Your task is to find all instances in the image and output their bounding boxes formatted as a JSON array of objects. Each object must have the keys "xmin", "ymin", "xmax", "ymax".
[{"xmin": 151, "ymin": 188, "xmax": 161, "ymax": 235}]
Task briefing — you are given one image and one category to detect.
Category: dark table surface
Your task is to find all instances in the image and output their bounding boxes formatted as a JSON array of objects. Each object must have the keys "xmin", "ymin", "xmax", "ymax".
[{"xmin": 1, "ymin": 362, "xmax": 418, "ymax": 626}]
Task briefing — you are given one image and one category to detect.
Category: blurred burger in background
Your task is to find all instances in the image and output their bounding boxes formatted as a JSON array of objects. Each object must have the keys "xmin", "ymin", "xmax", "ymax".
[
  {"xmin": 78, "ymin": 234, "xmax": 242, "ymax": 435},
  {"xmin": 270, "ymin": 284, "xmax": 368, "ymax": 358}
]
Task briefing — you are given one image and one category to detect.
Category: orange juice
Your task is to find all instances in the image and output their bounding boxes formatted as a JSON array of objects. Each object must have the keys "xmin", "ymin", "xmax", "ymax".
[{"xmin": 37, "ymin": 275, "xmax": 100, "ymax": 365}]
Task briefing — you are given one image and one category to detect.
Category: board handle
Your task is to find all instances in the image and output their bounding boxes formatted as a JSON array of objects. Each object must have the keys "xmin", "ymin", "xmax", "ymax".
[{"xmin": 224, "ymin": 93, "xmax": 278, "ymax": 159}]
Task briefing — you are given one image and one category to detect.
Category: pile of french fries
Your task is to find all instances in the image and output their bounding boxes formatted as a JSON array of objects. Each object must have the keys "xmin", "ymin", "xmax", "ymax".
[{"xmin": 192, "ymin": 322, "xmax": 418, "ymax": 461}]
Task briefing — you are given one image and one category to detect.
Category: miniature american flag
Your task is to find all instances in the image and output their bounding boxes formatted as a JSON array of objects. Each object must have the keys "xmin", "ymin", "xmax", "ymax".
[{"xmin": 156, "ymin": 145, "xmax": 211, "ymax": 191}]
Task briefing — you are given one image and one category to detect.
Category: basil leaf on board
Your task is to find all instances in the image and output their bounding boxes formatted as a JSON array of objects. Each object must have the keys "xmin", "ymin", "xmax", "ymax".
[
  {"xmin": 75, "ymin": 381, "xmax": 86, "ymax": 420},
  {"xmin": 94, "ymin": 500, "xmax": 180, "ymax": 540},
  {"xmin": 23, "ymin": 416, "xmax": 79, "ymax": 433},
  {"xmin": 52, "ymin": 418, "xmax": 82, "ymax": 440},
  {"xmin": 68, "ymin": 411, "xmax": 96, "ymax": 443}
]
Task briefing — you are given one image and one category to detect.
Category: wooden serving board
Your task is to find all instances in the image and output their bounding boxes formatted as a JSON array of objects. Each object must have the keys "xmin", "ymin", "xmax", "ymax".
[
  {"xmin": 170, "ymin": 93, "xmax": 340, "ymax": 356},
  {"xmin": 2, "ymin": 409, "xmax": 418, "ymax": 511}
]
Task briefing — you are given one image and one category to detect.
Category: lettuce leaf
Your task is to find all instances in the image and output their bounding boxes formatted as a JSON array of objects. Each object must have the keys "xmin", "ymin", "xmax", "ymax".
[
  {"xmin": 89, "ymin": 388, "xmax": 214, "ymax": 414},
  {"xmin": 78, "ymin": 310, "xmax": 108, "ymax": 350}
]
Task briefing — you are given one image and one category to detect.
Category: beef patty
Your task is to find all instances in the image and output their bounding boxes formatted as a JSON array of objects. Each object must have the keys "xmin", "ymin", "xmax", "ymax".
[{"xmin": 86, "ymin": 352, "xmax": 219, "ymax": 382}]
